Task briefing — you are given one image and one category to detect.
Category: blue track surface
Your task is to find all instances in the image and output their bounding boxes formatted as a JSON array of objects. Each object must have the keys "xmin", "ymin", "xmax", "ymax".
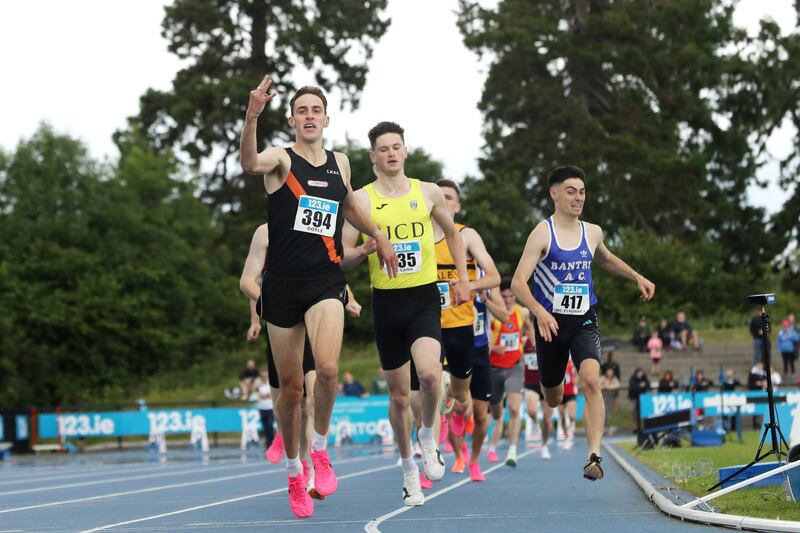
[{"xmin": 0, "ymin": 439, "xmax": 725, "ymax": 532}]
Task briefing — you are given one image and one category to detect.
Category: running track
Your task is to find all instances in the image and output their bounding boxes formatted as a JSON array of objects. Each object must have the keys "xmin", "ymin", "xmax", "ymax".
[{"xmin": 0, "ymin": 439, "xmax": 725, "ymax": 532}]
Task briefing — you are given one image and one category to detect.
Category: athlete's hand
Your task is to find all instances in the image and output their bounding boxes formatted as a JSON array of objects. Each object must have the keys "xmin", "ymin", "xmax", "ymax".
[
  {"xmin": 361, "ymin": 238, "xmax": 377, "ymax": 257},
  {"xmin": 345, "ymin": 299, "xmax": 362, "ymax": 318},
  {"xmin": 247, "ymin": 74, "xmax": 277, "ymax": 120},
  {"xmin": 450, "ymin": 278, "xmax": 470, "ymax": 307},
  {"xmin": 375, "ymin": 233, "xmax": 399, "ymax": 278},
  {"xmin": 635, "ymin": 274, "xmax": 655, "ymax": 302},
  {"xmin": 247, "ymin": 322, "xmax": 261, "ymax": 342},
  {"xmin": 533, "ymin": 308, "xmax": 559, "ymax": 343}
]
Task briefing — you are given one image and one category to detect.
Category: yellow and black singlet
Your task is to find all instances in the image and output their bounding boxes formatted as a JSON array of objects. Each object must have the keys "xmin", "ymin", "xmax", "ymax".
[
  {"xmin": 435, "ymin": 223, "xmax": 477, "ymax": 328},
  {"xmin": 363, "ymin": 178, "xmax": 437, "ymax": 290}
]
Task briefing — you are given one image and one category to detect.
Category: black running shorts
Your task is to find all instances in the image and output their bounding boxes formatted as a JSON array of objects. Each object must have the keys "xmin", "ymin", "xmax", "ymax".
[
  {"xmin": 535, "ymin": 307, "xmax": 601, "ymax": 389},
  {"xmin": 441, "ymin": 326, "xmax": 474, "ymax": 380},
  {"xmin": 372, "ymin": 282, "xmax": 441, "ymax": 372},
  {"xmin": 469, "ymin": 344, "xmax": 492, "ymax": 402},
  {"xmin": 261, "ymin": 269, "xmax": 347, "ymax": 328}
]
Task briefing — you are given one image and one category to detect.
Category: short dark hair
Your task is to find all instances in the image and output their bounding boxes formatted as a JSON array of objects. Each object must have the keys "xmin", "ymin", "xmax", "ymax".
[
  {"xmin": 289, "ymin": 86, "xmax": 327, "ymax": 115},
  {"xmin": 436, "ymin": 179, "xmax": 460, "ymax": 198},
  {"xmin": 368, "ymin": 121, "xmax": 405, "ymax": 149},
  {"xmin": 500, "ymin": 277, "xmax": 513, "ymax": 292},
  {"xmin": 548, "ymin": 165, "xmax": 586, "ymax": 187}
]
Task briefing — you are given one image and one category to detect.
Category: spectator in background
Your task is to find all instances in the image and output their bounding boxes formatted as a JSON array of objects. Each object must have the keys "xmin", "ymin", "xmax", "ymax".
[
  {"xmin": 632, "ymin": 316, "xmax": 649, "ymax": 353},
  {"xmin": 628, "ymin": 368, "xmax": 650, "ymax": 433},
  {"xmin": 673, "ymin": 311, "xmax": 700, "ymax": 351},
  {"xmin": 647, "ymin": 329, "xmax": 663, "ymax": 375},
  {"xmin": 658, "ymin": 371, "xmax": 678, "ymax": 393},
  {"xmin": 601, "ymin": 351, "xmax": 621, "ymax": 380},
  {"xmin": 789, "ymin": 313, "xmax": 799, "ymax": 361},
  {"xmin": 778, "ymin": 319, "xmax": 799, "ymax": 377},
  {"xmin": 750, "ymin": 307, "xmax": 765, "ymax": 364},
  {"xmin": 722, "ymin": 369, "xmax": 742, "ymax": 391},
  {"xmin": 657, "ymin": 318, "xmax": 674, "ymax": 349},
  {"xmin": 341, "ymin": 371, "xmax": 367, "ymax": 398},
  {"xmin": 600, "ymin": 367, "xmax": 621, "ymax": 433},
  {"xmin": 693, "ymin": 370, "xmax": 713, "ymax": 392},
  {"xmin": 256, "ymin": 369, "xmax": 276, "ymax": 449},
  {"xmin": 239, "ymin": 358, "xmax": 260, "ymax": 400},
  {"xmin": 748, "ymin": 361, "xmax": 766, "ymax": 391},
  {"xmin": 371, "ymin": 367, "xmax": 389, "ymax": 395}
]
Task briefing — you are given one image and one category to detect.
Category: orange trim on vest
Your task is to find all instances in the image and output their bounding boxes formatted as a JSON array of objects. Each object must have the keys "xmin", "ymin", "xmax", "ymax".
[{"xmin": 286, "ymin": 172, "xmax": 341, "ymax": 264}]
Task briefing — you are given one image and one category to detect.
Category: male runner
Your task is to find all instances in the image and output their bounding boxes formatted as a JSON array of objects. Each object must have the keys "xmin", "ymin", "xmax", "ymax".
[
  {"xmin": 511, "ymin": 165, "xmax": 655, "ymax": 480},
  {"xmin": 487, "ymin": 279, "xmax": 534, "ymax": 467},
  {"xmin": 240, "ymin": 76, "xmax": 397, "ymax": 518},
  {"xmin": 523, "ymin": 337, "xmax": 554, "ymax": 460},
  {"xmin": 432, "ymin": 180, "xmax": 501, "ymax": 475},
  {"xmin": 342, "ymin": 121, "xmax": 469, "ymax": 506}
]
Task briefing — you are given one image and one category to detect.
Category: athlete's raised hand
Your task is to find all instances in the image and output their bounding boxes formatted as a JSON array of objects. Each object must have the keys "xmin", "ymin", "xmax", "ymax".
[
  {"xmin": 247, "ymin": 74, "xmax": 277, "ymax": 120},
  {"xmin": 450, "ymin": 278, "xmax": 470, "ymax": 307},
  {"xmin": 375, "ymin": 233, "xmax": 399, "ymax": 278},
  {"xmin": 635, "ymin": 274, "xmax": 656, "ymax": 302},
  {"xmin": 532, "ymin": 308, "xmax": 559, "ymax": 343}
]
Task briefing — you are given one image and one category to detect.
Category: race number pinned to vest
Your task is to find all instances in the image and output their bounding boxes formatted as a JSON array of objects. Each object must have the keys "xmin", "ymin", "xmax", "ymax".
[
  {"xmin": 391, "ymin": 241, "xmax": 422, "ymax": 275},
  {"xmin": 552, "ymin": 283, "xmax": 590, "ymax": 315},
  {"xmin": 293, "ymin": 195, "xmax": 338, "ymax": 237},
  {"xmin": 437, "ymin": 282, "xmax": 451, "ymax": 310},
  {"xmin": 474, "ymin": 310, "xmax": 485, "ymax": 336},
  {"xmin": 501, "ymin": 332, "xmax": 520, "ymax": 351},
  {"xmin": 524, "ymin": 351, "xmax": 538, "ymax": 371}
]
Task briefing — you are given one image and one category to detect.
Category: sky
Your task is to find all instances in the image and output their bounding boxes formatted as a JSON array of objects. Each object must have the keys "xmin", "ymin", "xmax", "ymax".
[{"xmin": 0, "ymin": 0, "xmax": 796, "ymax": 213}]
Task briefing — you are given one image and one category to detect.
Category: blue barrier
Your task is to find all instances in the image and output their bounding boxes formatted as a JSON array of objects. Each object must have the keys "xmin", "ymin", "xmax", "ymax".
[{"xmin": 639, "ymin": 390, "xmax": 800, "ymax": 419}]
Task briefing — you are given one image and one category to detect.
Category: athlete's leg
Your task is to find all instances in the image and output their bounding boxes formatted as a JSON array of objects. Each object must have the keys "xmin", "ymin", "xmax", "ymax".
[
  {"xmin": 542, "ymin": 382, "xmax": 564, "ymax": 409},
  {"xmin": 411, "ymin": 337, "xmax": 442, "ymax": 430},
  {"xmin": 304, "ymin": 299, "xmax": 344, "ymax": 438},
  {"xmin": 541, "ymin": 403, "xmax": 552, "ymax": 443},
  {"xmin": 267, "ymin": 323, "xmax": 306, "ymax": 461},
  {"xmin": 578, "ymin": 359, "xmax": 604, "ymax": 456},
  {"xmin": 525, "ymin": 389, "xmax": 539, "ymax": 439},
  {"xmin": 385, "ymin": 362, "xmax": 414, "ymax": 460},
  {"xmin": 489, "ymin": 400, "xmax": 504, "ymax": 448},
  {"xmin": 470, "ymin": 398, "xmax": 490, "ymax": 464},
  {"xmin": 567, "ymin": 397, "xmax": 577, "ymax": 436},
  {"xmin": 301, "ymin": 371, "xmax": 317, "ymax": 461}
]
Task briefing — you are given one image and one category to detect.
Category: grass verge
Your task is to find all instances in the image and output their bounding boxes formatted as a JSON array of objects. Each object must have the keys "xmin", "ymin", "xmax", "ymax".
[{"xmin": 619, "ymin": 431, "xmax": 800, "ymax": 521}]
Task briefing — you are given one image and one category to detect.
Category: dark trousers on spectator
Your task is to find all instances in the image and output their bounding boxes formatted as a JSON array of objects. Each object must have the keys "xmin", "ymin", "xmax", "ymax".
[
  {"xmin": 259, "ymin": 409, "xmax": 275, "ymax": 448},
  {"xmin": 782, "ymin": 352, "xmax": 795, "ymax": 375}
]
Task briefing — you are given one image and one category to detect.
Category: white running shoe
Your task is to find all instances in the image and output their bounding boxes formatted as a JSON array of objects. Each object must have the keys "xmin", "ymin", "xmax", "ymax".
[
  {"xmin": 413, "ymin": 440, "xmax": 423, "ymax": 458},
  {"xmin": 419, "ymin": 438, "xmax": 445, "ymax": 481},
  {"xmin": 403, "ymin": 470, "xmax": 425, "ymax": 506},
  {"xmin": 541, "ymin": 444, "xmax": 551, "ymax": 460}
]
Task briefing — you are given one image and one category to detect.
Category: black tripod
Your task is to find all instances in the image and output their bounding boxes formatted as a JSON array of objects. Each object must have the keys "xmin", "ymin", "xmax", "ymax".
[{"xmin": 708, "ymin": 304, "xmax": 789, "ymax": 492}]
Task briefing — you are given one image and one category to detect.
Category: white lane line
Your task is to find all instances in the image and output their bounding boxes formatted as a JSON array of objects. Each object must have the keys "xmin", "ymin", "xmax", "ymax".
[
  {"xmin": 0, "ymin": 461, "xmax": 270, "ymax": 496},
  {"xmin": 79, "ymin": 463, "xmax": 397, "ymax": 533},
  {"xmin": 0, "ymin": 455, "xmax": 372, "ymax": 514},
  {"xmin": 364, "ymin": 448, "xmax": 538, "ymax": 533}
]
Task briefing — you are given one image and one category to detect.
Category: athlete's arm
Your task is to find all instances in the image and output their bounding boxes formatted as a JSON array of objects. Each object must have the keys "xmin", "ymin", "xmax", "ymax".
[
  {"xmin": 247, "ymin": 299, "xmax": 261, "ymax": 342},
  {"xmin": 240, "ymin": 224, "xmax": 269, "ymax": 301},
  {"xmin": 489, "ymin": 319, "xmax": 506, "ymax": 354},
  {"xmin": 339, "ymin": 157, "xmax": 398, "ymax": 277},
  {"xmin": 340, "ymin": 189, "xmax": 379, "ymax": 268},
  {"xmin": 462, "ymin": 228, "xmax": 501, "ymax": 292},
  {"xmin": 427, "ymin": 183, "xmax": 469, "ymax": 306},
  {"xmin": 345, "ymin": 284, "xmax": 362, "ymax": 318},
  {"xmin": 590, "ymin": 224, "xmax": 655, "ymax": 301},
  {"xmin": 511, "ymin": 222, "xmax": 559, "ymax": 342},
  {"xmin": 521, "ymin": 308, "xmax": 536, "ymax": 344},
  {"xmin": 239, "ymin": 74, "xmax": 286, "ymax": 176},
  {"xmin": 483, "ymin": 290, "xmax": 510, "ymax": 323}
]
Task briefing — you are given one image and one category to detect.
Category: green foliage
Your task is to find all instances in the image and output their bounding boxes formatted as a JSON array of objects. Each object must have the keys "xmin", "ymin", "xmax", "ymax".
[{"xmin": 0, "ymin": 126, "xmax": 245, "ymax": 406}]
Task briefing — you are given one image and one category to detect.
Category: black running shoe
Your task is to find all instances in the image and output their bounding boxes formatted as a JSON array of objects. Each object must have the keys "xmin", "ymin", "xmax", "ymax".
[{"xmin": 583, "ymin": 453, "xmax": 604, "ymax": 481}]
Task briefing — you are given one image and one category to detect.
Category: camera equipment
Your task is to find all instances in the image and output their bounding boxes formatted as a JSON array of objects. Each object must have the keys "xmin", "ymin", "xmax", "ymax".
[{"xmin": 747, "ymin": 293, "xmax": 776, "ymax": 305}]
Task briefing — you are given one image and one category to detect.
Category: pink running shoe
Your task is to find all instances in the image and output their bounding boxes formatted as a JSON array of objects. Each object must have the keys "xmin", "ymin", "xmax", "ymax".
[
  {"xmin": 461, "ymin": 441, "xmax": 470, "ymax": 463},
  {"xmin": 439, "ymin": 414, "xmax": 449, "ymax": 443},
  {"xmin": 310, "ymin": 448, "xmax": 338, "ymax": 496},
  {"xmin": 469, "ymin": 462, "xmax": 485, "ymax": 482},
  {"xmin": 444, "ymin": 440, "xmax": 454, "ymax": 453},
  {"xmin": 266, "ymin": 434, "xmax": 284, "ymax": 464},
  {"xmin": 420, "ymin": 472, "xmax": 433, "ymax": 489},
  {"xmin": 487, "ymin": 450, "xmax": 500, "ymax": 463},
  {"xmin": 450, "ymin": 412, "xmax": 465, "ymax": 437},
  {"xmin": 288, "ymin": 472, "xmax": 313, "ymax": 518}
]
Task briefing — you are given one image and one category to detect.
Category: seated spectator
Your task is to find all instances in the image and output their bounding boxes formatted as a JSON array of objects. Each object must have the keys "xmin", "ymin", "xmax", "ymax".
[
  {"xmin": 601, "ymin": 351, "xmax": 621, "ymax": 379},
  {"xmin": 748, "ymin": 361, "xmax": 767, "ymax": 391},
  {"xmin": 693, "ymin": 370, "xmax": 713, "ymax": 392},
  {"xmin": 628, "ymin": 368, "xmax": 650, "ymax": 432},
  {"xmin": 657, "ymin": 371, "xmax": 678, "ymax": 393},
  {"xmin": 239, "ymin": 358, "xmax": 260, "ymax": 400},
  {"xmin": 371, "ymin": 367, "xmax": 389, "ymax": 395},
  {"xmin": 600, "ymin": 367, "xmax": 621, "ymax": 432},
  {"xmin": 341, "ymin": 371, "xmax": 367, "ymax": 398},
  {"xmin": 673, "ymin": 311, "xmax": 700, "ymax": 351},
  {"xmin": 722, "ymin": 369, "xmax": 742, "ymax": 391},
  {"xmin": 657, "ymin": 318, "xmax": 674, "ymax": 349},
  {"xmin": 647, "ymin": 329, "xmax": 663, "ymax": 375},
  {"xmin": 632, "ymin": 316, "xmax": 649, "ymax": 353},
  {"xmin": 778, "ymin": 319, "xmax": 800, "ymax": 377}
]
